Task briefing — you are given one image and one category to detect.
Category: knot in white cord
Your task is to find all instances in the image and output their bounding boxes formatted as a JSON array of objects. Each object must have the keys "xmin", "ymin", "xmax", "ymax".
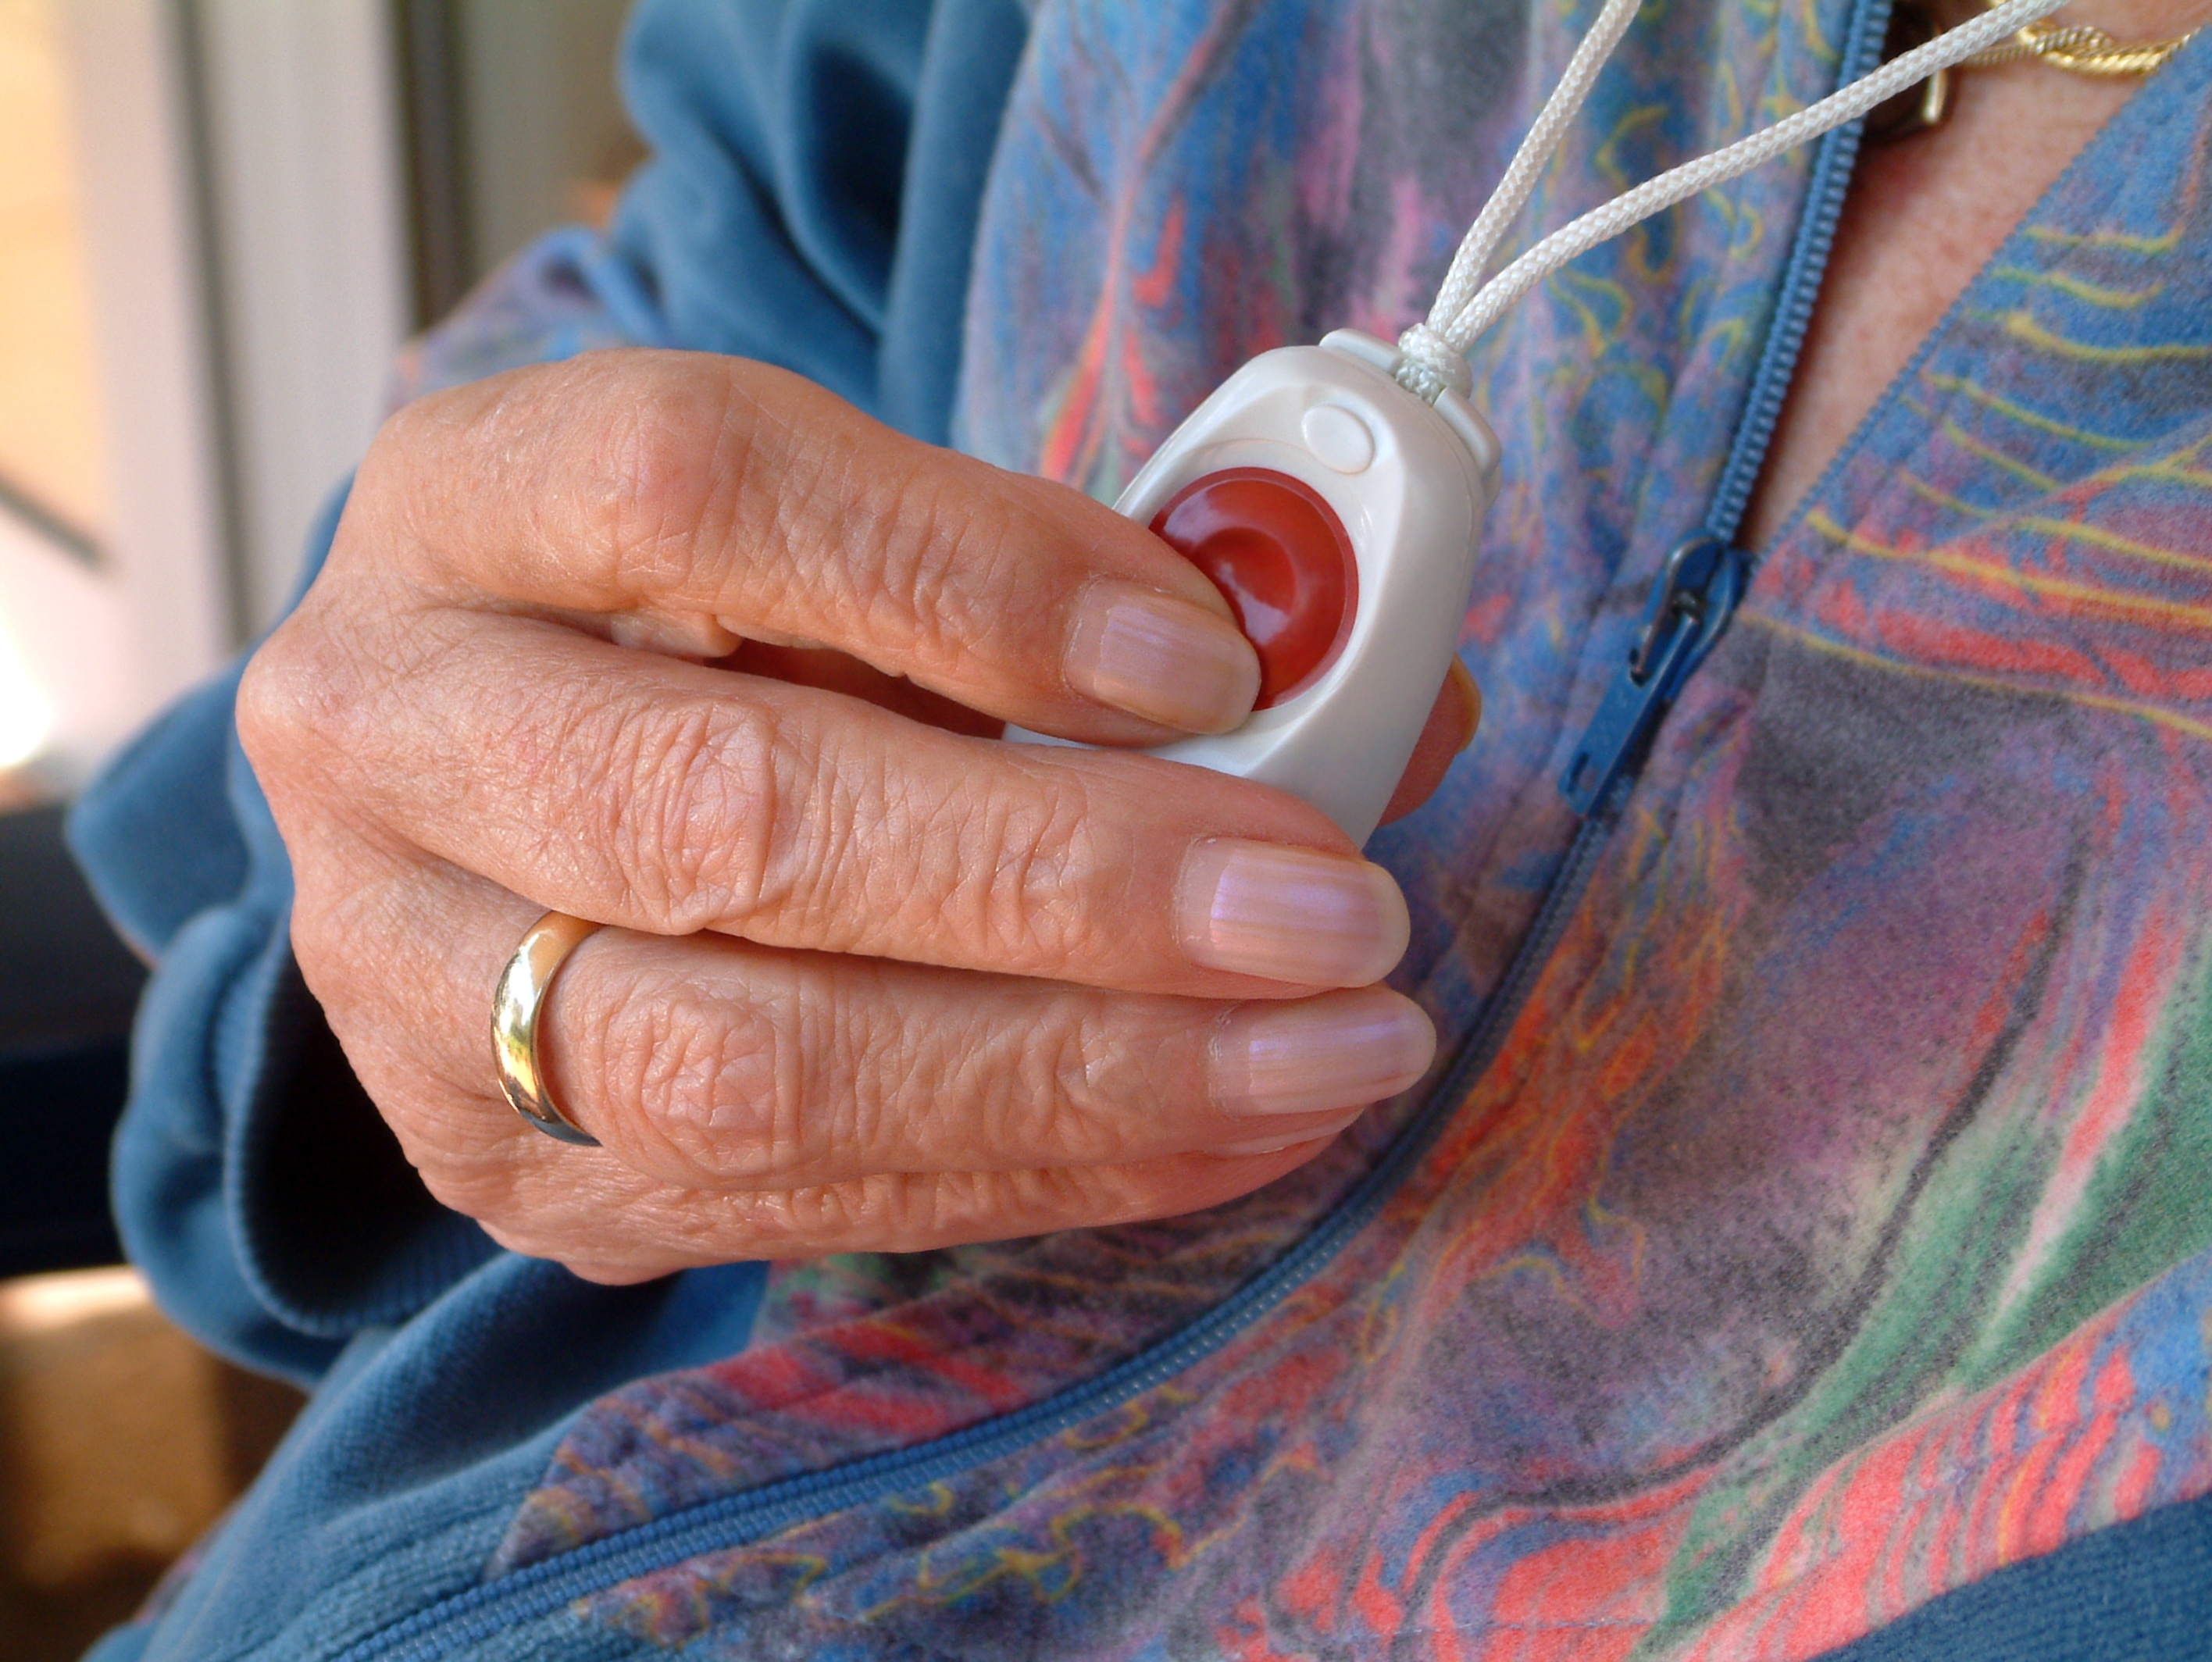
[{"xmin": 1393, "ymin": 323, "xmax": 1472, "ymax": 404}]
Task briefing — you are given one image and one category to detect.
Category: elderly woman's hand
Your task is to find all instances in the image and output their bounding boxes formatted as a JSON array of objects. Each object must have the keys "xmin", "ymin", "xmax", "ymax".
[{"xmin": 237, "ymin": 351, "xmax": 1473, "ymax": 1282}]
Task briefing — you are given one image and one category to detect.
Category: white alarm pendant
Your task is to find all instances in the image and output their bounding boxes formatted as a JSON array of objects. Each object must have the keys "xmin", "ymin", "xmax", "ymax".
[{"xmin": 1018, "ymin": 0, "xmax": 2071, "ymax": 843}]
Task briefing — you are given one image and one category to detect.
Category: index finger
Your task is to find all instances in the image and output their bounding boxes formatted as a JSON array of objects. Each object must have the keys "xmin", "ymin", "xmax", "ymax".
[{"xmin": 356, "ymin": 350, "xmax": 1262, "ymax": 744}]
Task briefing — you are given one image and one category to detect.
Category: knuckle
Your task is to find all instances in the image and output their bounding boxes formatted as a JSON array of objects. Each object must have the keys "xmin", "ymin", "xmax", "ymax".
[
  {"xmin": 865, "ymin": 463, "xmax": 1021, "ymax": 672},
  {"xmin": 235, "ymin": 620, "xmax": 330, "ymax": 774},
  {"xmin": 234, "ymin": 644, "xmax": 296, "ymax": 775},
  {"xmin": 586, "ymin": 969, "xmax": 818, "ymax": 1189},
  {"xmin": 366, "ymin": 381, "xmax": 496, "ymax": 567},
  {"xmin": 919, "ymin": 1002, "xmax": 1086, "ymax": 1166},
  {"xmin": 989, "ymin": 780, "xmax": 1103, "ymax": 965},
  {"xmin": 945, "ymin": 997, "xmax": 1158, "ymax": 1171},
  {"xmin": 919, "ymin": 769, "xmax": 1108, "ymax": 974},
  {"xmin": 762, "ymin": 1179, "xmax": 879, "ymax": 1245},
  {"xmin": 721, "ymin": 713, "xmax": 922, "ymax": 950},
  {"xmin": 1057, "ymin": 1161, "xmax": 1185, "ymax": 1226},
  {"xmin": 373, "ymin": 376, "xmax": 460, "ymax": 459},
  {"xmin": 568, "ymin": 693, "xmax": 787, "ymax": 929},
  {"xmin": 237, "ymin": 633, "xmax": 410, "ymax": 912},
  {"xmin": 590, "ymin": 362, "xmax": 747, "ymax": 598},
  {"xmin": 762, "ymin": 1169, "xmax": 1005, "ymax": 1254},
  {"xmin": 872, "ymin": 470, "xmax": 969, "ymax": 641},
  {"xmin": 810, "ymin": 754, "xmax": 1115, "ymax": 975},
  {"xmin": 355, "ymin": 397, "xmax": 434, "ymax": 509},
  {"xmin": 1034, "ymin": 1004, "xmax": 1141, "ymax": 1164},
  {"xmin": 908, "ymin": 1164, "xmax": 1151, "ymax": 1245},
  {"xmin": 237, "ymin": 583, "xmax": 416, "ymax": 803}
]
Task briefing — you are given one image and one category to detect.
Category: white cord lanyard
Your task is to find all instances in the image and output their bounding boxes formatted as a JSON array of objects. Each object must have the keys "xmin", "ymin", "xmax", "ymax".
[{"xmin": 1392, "ymin": 0, "xmax": 2076, "ymax": 403}]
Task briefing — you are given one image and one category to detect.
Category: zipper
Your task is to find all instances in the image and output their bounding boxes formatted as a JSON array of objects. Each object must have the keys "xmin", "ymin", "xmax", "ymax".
[
  {"xmin": 1560, "ymin": 533, "xmax": 1750, "ymax": 815},
  {"xmin": 340, "ymin": 7, "xmax": 1888, "ymax": 1655},
  {"xmin": 345, "ymin": 812, "xmax": 1622, "ymax": 1662},
  {"xmin": 1559, "ymin": 0, "xmax": 1889, "ymax": 818}
]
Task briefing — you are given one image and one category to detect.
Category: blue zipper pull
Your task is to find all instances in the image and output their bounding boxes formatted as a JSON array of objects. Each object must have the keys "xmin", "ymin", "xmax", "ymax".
[{"xmin": 1560, "ymin": 534, "xmax": 1747, "ymax": 816}]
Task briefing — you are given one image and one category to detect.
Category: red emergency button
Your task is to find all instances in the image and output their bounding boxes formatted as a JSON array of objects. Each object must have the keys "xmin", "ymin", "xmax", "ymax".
[{"xmin": 1151, "ymin": 467, "xmax": 1358, "ymax": 708}]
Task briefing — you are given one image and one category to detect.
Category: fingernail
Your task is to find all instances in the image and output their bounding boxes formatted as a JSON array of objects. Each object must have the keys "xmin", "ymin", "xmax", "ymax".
[
  {"xmin": 1176, "ymin": 840, "xmax": 1411, "ymax": 985},
  {"xmin": 1065, "ymin": 580, "xmax": 1260, "ymax": 733},
  {"xmin": 1210, "ymin": 988, "xmax": 1435, "ymax": 1119},
  {"xmin": 1214, "ymin": 1111, "xmax": 1365, "ymax": 1157}
]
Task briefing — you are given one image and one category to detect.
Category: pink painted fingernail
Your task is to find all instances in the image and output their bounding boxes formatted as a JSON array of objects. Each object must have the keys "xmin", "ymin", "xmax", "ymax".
[
  {"xmin": 1175, "ymin": 840, "xmax": 1411, "ymax": 986},
  {"xmin": 1209, "ymin": 988, "xmax": 1436, "ymax": 1120},
  {"xmin": 1064, "ymin": 579, "xmax": 1261, "ymax": 733}
]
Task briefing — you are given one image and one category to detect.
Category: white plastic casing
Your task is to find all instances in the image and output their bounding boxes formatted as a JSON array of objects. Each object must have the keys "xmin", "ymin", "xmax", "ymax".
[{"xmin": 1013, "ymin": 330, "xmax": 1500, "ymax": 845}]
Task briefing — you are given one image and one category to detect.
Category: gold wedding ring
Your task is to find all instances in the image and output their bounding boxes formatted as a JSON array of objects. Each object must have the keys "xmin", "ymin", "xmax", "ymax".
[{"xmin": 491, "ymin": 911, "xmax": 604, "ymax": 1145}]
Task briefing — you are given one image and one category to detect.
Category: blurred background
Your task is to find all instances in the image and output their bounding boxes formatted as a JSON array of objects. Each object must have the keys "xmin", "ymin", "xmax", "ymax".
[{"xmin": 0, "ymin": 2, "xmax": 635, "ymax": 1653}]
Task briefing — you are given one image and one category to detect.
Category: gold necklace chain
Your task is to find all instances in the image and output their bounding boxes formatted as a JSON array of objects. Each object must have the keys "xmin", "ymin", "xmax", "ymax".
[
  {"xmin": 1964, "ymin": 5, "xmax": 2202, "ymax": 75},
  {"xmin": 1866, "ymin": 0, "xmax": 2203, "ymax": 140}
]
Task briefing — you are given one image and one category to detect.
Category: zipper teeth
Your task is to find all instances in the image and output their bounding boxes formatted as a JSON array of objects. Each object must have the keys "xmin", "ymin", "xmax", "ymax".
[
  {"xmin": 347, "ymin": 811, "xmax": 1621, "ymax": 1662},
  {"xmin": 1706, "ymin": 0, "xmax": 1894, "ymax": 545},
  {"xmin": 343, "ymin": 6, "xmax": 1886, "ymax": 1653}
]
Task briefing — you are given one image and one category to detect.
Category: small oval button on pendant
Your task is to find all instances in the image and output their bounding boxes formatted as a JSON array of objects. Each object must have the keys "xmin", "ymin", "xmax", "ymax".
[{"xmin": 1300, "ymin": 403, "xmax": 1376, "ymax": 473}]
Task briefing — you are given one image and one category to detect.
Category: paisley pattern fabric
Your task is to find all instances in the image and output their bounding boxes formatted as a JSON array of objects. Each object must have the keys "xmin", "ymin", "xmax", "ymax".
[{"xmin": 490, "ymin": 2, "xmax": 2212, "ymax": 1656}]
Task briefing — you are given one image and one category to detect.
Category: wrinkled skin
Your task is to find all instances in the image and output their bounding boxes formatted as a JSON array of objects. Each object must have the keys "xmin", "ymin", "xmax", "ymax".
[
  {"xmin": 246, "ymin": 0, "xmax": 2181, "ymax": 1286},
  {"xmin": 240, "ymin": 352, "xmax": 1472, "ymax": 1282}
]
